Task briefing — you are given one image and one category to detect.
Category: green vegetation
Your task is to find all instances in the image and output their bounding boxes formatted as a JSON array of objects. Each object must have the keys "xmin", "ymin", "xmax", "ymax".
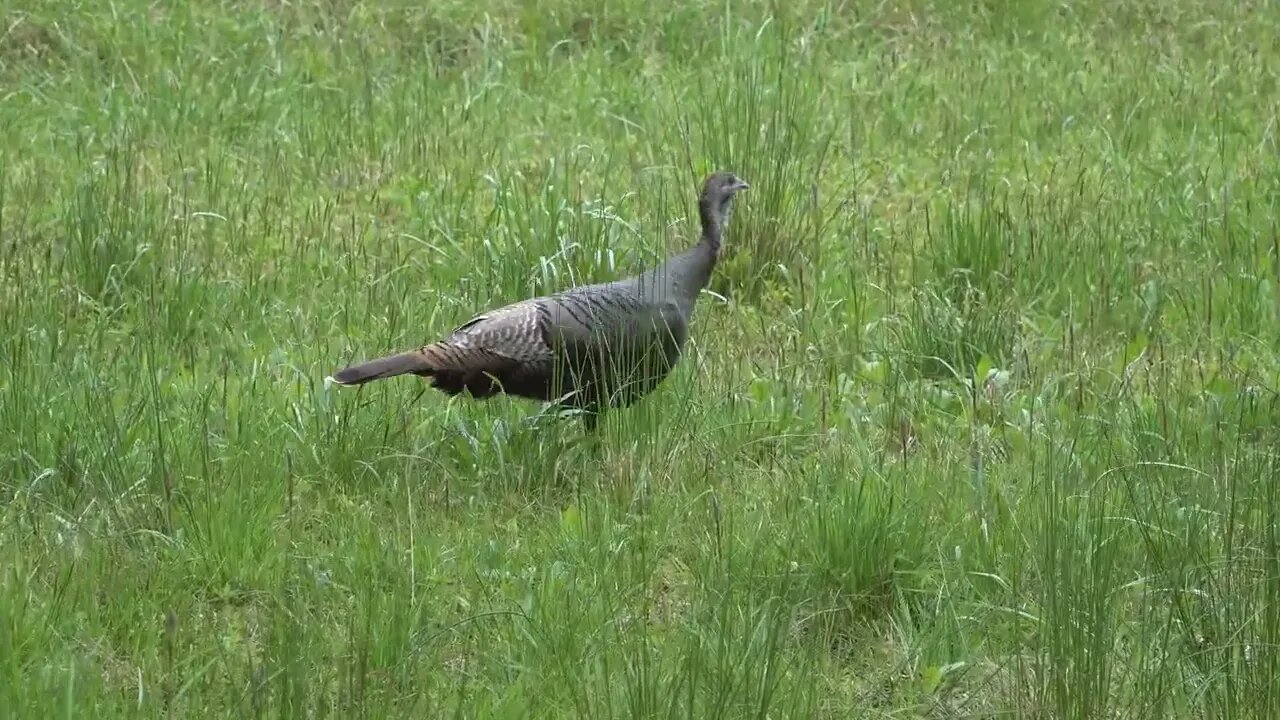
[{"xmin": 3, "ymin": 0, "xmax": 1279, "ymax": 716}]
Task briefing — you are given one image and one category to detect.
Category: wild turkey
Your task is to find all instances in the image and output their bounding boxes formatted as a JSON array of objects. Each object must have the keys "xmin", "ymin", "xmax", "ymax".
[{"xmin": 328, "ymin": 171, "xmax": 750, "ymax": 430}]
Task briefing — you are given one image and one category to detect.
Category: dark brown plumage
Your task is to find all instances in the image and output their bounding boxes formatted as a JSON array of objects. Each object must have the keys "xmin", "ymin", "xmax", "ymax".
[{"xmin": 329, "ymin": 171, "xmax": 750, "ymax": 430}]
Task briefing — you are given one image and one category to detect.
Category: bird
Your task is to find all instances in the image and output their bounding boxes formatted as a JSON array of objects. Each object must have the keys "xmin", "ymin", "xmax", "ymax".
[{"xmin": 328, "ymin": 170, "xmax": 750, "ymax": 431}]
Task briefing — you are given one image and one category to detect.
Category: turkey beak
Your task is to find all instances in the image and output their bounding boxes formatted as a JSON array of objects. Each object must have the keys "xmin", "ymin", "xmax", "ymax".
[{"xmin": 733, "ymin": 180, "xmax": 751, "ymax": 192}]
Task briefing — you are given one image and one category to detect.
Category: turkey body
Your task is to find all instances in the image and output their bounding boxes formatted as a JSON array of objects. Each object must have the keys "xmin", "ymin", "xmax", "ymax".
[{"xmin": 330, "ymin": 171, "xmax": 749, "ymax": 430}]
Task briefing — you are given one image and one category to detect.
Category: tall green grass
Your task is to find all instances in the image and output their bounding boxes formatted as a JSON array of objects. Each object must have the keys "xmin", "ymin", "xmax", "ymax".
[{"xmin": 2, "ymin": 0, "xmax": 1279, "ymax": 716}]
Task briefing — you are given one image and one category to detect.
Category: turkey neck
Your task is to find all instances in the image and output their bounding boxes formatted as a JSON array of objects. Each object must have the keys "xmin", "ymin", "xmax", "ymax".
[
  {"xmin": 670, "ymin": 194, "xmax": 725, "ymax": 294},
  {"xmin": 659, "ymin": 192, "xmax": 717, "ymax": 270},
  {"xmin": 698, "ymin": 195, "xmax": 724, "ymax": 255},
  {"xmin": 633, "ymin": 193, "xmax": 725, "ymax": 310}
]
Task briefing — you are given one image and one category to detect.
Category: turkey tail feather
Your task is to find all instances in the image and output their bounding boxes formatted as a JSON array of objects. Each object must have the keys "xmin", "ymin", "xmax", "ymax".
[{"xmin": 330, "ymin": 350, "xmax": 433, "ymax": 386}]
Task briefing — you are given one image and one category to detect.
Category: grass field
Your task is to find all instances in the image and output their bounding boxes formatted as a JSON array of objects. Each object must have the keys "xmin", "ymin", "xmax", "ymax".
[{"xmin": 3, "ymin": 0, "xmax": 1280, "ymax": 716}]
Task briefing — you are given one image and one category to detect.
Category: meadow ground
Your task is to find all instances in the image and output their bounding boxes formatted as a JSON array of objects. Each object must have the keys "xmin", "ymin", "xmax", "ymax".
[{"xmin": 2, "ymin": 0, "xmax": 1279, "ymax": 716}]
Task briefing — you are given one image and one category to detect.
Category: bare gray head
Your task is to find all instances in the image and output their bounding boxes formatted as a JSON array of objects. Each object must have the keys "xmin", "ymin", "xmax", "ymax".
[{"xmin": 698, "ymin": 171, "xmax": 750, "ymax": 246}]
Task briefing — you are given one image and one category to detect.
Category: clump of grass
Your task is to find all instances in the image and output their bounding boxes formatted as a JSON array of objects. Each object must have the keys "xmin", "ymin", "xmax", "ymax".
[
  {"xmin": 892, "ymin": 283, "xmax": 1019, "ymax": 383},
  {"xmin": 662, "ymin": 9, "xmax": 847, "ymax": 304},
  {"xmin": 783, "ymin": 454, "xmax": 929, "ymax": 652}
]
